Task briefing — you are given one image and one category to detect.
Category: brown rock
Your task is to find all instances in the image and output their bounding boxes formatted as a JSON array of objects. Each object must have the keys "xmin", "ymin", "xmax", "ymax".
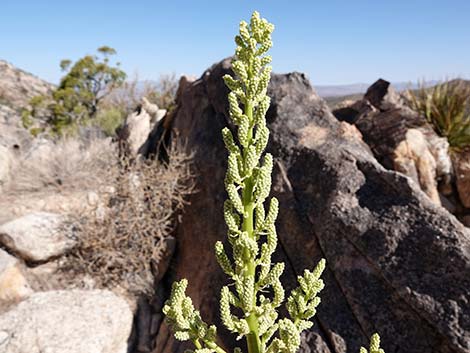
[
  {"xmin": 452, "ymin": 150, "xmax": 470, "ymax": 208},
  {"xmin": 149, "ymin": 59, "xmax": 470, "ymax": 353},
  {"xmin": 334, "ymin": 79, "xmax": 452, "ymax": 206}
]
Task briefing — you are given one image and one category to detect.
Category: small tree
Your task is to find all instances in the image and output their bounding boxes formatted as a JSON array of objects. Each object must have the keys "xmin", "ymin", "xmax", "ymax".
[{"xmin": 23, "ymin": 46, "xmax": 126, "ymax": 135}]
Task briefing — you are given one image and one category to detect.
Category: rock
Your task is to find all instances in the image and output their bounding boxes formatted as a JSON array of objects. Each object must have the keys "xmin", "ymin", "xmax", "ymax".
[
  {"xmin": 0, "ymin": 212, "xmax": 76, "ymax": 263},
  {"xmin": 299, "ymin": 331, "xmax": 332, "ymax": 353},
  {"xmin": 0, "ymin": 290, "xmax": 133, "ymax": 353},
  {"xmin": 334, "ymin": 79, "xmax": 452, "ymax": 206},
  {"xmin": 142, "ymin": 97, "xmax": 167, "ymax": 124},
  {"xmin": 364, "ymin": 78, "xmax": 405, "ymax": 110},
  {"xmin": 120, "ymin": 106, "xmax": 151, "ymax": 155},
  {"xmin": 333, "ymin": 99, "xmax": 376, "ymax": 124},
  {"xmin": 0, "ymin": 60, "xmax": 54, "ymax": 111},
  {"xmin": 0, "ymin": 145, "xmax": 12, "ymax": 192},
  {"xmin": 149, "ymin": 59, "xmax": 470, "ymax": 353},
  {"xmin": 139, "ymin": 75, "xmax": 197, "ymax": 159},
  {"xmin": 23, "ymin": 137, "xmax": 55, "ymax": 163},
  {"xmin": 462, "ymin": 215, "xmax": 470, "ymax": 228},
  {"xmin": 393, "ymin": 128, "xmax": 440, "ymax": 204},
  {"xmin": 0, "ymin": 249, "xmax": 32, "ymax": 303},
  {"xmin": 452, "ymin": 150, "xmax": 470, "ymax": 208}
]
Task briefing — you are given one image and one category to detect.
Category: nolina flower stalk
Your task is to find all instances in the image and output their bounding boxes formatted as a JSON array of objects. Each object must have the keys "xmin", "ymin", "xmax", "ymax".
[{"xmin": 163, "ymin": 11, "xmax": 385, "ymax": 353}]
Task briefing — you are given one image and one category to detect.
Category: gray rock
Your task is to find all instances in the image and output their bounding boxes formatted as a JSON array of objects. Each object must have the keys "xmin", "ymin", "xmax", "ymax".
[
  {"xmin": 0, "ymin": 290, "xmax": 133, "ymax": 353},
  {"xmin": 0, "ymin": 212, "xmax": 76, "ymax": 263},
  {"xmin": 149, "ymin": 59, "xmax": 470, "ymax": 353}
]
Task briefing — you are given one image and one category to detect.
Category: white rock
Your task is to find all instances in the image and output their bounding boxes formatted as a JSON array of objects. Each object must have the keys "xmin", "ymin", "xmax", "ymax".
[
  {"xmin": 0, "ymin": 212, "xmax": 76, "ymax": 262},
  {"xmin": 87, "ymin": 191, "xmax": 99, "ymax": 207},
  {"xmin": 125, "ymin": 109, "xmax": 151, "ymax": 155},
  {"xmin": 0, "ymin": 290, "xmax": 133, "ymax": 353},
  {"xmin": 0, "ymin": 145, "xmax": 12, "ymax": 192},
  {"xmin": 0, "ymin": 249, "xmax": 32, "ymax": 302}
]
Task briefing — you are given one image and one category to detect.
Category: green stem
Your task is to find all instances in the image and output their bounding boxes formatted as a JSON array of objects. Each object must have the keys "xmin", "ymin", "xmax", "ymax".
[
  {"xmin": 194, "ymin": 339, "xmax": 202, "ymax": 350},
  {"xmin": 242, "ymin": 98, "xmax": 261, "ymax": 353}
]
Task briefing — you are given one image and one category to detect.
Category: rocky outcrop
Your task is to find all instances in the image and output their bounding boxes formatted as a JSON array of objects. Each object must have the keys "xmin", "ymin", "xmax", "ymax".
[
  {"xmin": 333, "ymin": 79, "xmax": 452, "ymax": 206},
  {"xmin": 148, "ymin": 59, "xmax": 470, "ymax": 353},
  {"xmin": 0, "ymin": 60, "xmax": 53, "ymax": 111},
  {"xmin": 118, "ymin": 98, "xmax": 168, "ymax": 156},
  {"xmin": 122, "ymin": 107, "xmax": 152, "ymax": 155},
  {"xmin": 0, "ymin": 212, "xmax": 76, "ymax": 263},
  {"xmin": 0, "ymin": 290, "xmax": 133, "ymax": 353},
  {"xmin": 0, "ymin": 60, "xmax": 53, "ymax": 179}
]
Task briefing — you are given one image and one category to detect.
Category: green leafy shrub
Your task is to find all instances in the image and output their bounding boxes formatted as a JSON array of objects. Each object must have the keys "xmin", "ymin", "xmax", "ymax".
[
  {"xmin": 24, "ymin": 46, "xmax": 126, "ymax": 136},
  {"xmin": 93, "ymin": 107, "xmax": 126, "ymax": 136},
  {"xmin": 408, "ymin": 80, "xmax": 470, "ymax": 150},
  {"xmin": 162, "ymin": 11, "xmax": 384, "ymax": 353}
]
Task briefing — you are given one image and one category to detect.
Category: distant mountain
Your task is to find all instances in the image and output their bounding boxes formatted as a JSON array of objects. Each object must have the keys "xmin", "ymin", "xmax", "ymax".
[{"xmin": 316, "ymin": 80, "xmax": 439, "ymax": 98}]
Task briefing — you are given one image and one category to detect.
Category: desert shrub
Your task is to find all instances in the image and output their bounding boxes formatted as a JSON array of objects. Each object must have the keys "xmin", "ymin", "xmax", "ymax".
[
  {"xmin": 92, "ymin": 106, "xmax": 126, "ymax": 136},
  {"xmin": 146, "ymin": 73, "xmax": 178, "ymax": 111},
  {"xmin": 408, "ymin": 80, "xmax": 470, "ymax": 150},
  {"xmin": 6, "ymin": 136, "xmax": 117, "ymax": 194},
  {"xmin": 23, "ymin": 46, "xmax": 126, "ymax": 136},
  {"xmin": 64, "ymin": 145, "xmax": 194, "ymax": 295}
]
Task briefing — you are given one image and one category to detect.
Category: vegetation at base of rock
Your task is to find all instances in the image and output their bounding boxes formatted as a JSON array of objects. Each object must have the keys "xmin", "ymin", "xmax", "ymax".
[
  {"xmin": 22, "ymin": 46, "xmax": 127, "ymax": 136},
  {"xmin": 4, "ymin": 137, "xmax": 117, "ymax": 195},
  {"xmin": 407, "ymin": 80, "xmax": 470, "ymax": 150},
  {"xmin": 63, "ymin": 145, "xmax": 194, "ymax": 295},
  {"xmin": 162, "ymin": 11, "xmax": 384, "ymax": 353}
]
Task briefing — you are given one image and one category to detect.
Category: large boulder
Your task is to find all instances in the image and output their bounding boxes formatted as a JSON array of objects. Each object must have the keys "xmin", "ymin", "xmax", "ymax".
[
  {"xmin": 0, "ymin": 290, "xmax": 133, "ymax": 353},
  {"xmin": 149, "ymin": 59, "xmax": 470, "ymax": 353},
  {"xmin": 119, "ymin": 98, "xmax": 168, "ymax": 156},
  {"xmin": 333, "ymin": 79, "xmax": 452, "ymax": 206},
  {"xmin": 0, "ymin": 212, "xmax": 76, "ymax": 263}
]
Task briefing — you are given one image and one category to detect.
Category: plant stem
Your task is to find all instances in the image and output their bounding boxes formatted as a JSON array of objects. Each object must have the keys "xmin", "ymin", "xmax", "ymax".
[{"xmin": 243, "ymin": 98, "xmax": 261, "ymax": 353}]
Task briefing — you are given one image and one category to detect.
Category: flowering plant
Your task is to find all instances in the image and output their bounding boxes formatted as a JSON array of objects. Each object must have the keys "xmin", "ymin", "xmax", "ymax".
[{"xmin": 163, "ymin": 11, "xmax": 384, "ymax": 353}]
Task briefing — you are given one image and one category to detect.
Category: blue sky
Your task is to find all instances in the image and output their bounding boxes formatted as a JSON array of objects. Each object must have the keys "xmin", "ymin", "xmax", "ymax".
[{"xmin": 1, "ymin": 1, "xmax": 469, "ymax": 85}]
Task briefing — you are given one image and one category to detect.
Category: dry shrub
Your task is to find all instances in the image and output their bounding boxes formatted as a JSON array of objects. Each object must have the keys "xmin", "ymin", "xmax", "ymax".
[
  {"xmin": 64, "ymin": 145, "xmax": 194, "ymax": 296},
  {"xmin": 6, "ymin": 136, "xmax": 117, "ymax": 195},
  {"xmin": 103, "ymin": 73, "xmax": 178, "ymax": 114}
]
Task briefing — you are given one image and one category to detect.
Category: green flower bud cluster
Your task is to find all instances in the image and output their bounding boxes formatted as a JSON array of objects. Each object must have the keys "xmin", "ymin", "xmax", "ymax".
[
  {"xmin": 162, "ymin": 279, "xmax": 226, "ymax": 353},
  {"xmin": 360, "ymin": 334, "xmax": 385, "ymax": 353},
  {"xmin": 163, "ymin": 11, "xmax": 386, "ymax": 353}
]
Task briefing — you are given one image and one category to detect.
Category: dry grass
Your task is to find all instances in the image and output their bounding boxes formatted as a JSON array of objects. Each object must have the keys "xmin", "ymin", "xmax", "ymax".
[
  {"xmin": 63, "ymin": 144, "xmax": 194, "ymax": 296},
  {"xmin": 103, "ymin": 73, "xmax": 178, "ymax": 114},
  {"xmin": 5, "ymin": 137, "xmax": 117, "ymax": 195}
]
